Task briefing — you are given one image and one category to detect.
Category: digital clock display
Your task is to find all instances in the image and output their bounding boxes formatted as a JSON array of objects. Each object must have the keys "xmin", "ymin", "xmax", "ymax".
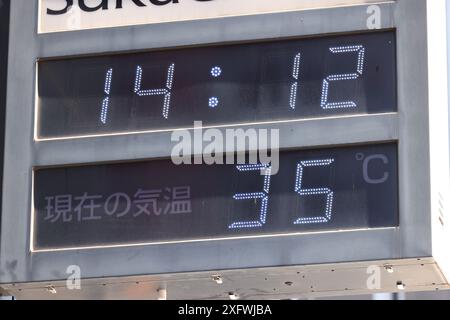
[
  {"xmin": 37, "ymin": 31, "xmax": 396, "ymax": 139},
  {"xmin": 33, "ymin": 144, "xmax": 398, "ymax": 251}
]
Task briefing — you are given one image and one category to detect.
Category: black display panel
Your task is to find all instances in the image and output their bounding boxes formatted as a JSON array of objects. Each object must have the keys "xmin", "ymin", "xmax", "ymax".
[
  {"xmin": 37, "ymin": 31, "xmax": 396, "ymax": 139},
  {"xmin": 34, "ymin": 144, "xmax": 398, "ymax": 250}
]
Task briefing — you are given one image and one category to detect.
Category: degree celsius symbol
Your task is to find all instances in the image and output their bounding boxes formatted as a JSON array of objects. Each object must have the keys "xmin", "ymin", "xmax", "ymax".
[{"xmin": 356, "ymin": 153, "xmax": 390, "ymax": 185}]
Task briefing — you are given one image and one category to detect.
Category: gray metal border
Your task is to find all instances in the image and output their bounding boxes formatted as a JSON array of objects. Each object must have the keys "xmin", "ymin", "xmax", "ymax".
[{"xmin": 0, "ymin": 0, "xmax": 431, "ymax": 283}]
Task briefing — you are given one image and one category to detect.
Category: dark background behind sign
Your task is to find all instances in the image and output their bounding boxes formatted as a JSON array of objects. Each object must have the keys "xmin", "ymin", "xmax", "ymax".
[
  {"xmin": 34, "ymin": 144, "xmax": 398, "ymax": 250},
  {"xmin": 37, "ymin": 31, "xmax": 396, "ymax": 139},
  {"xmin": 0, "ymin": 0, "xmax": 10, "ymax": 253}
]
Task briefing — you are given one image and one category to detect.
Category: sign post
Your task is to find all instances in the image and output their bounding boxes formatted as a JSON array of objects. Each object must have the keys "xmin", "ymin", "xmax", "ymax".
[
  {"xmin": 1, "ymin": 0, "xmax": 450, "ymax": 299},
  {"xmin": 0, "ymin": 0, "xmax": 10, "ymax": 289}
]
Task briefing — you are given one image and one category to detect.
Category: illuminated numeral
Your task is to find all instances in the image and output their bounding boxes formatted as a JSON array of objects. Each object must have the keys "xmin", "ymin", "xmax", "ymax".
[
  {"xmin": 290, "ymin": 53, "xmax": 301, "ymax": 109},
  {"xmin": 320, "ymin": 45, "xmax": 365, "ymax": 109},
  {"xmin": 100, "ymin": 68, "xmax": 113, "ymax": 124},
  {"xmin": 134, "ymin": 63, "xmax": 175, "ymax": 119},
  {"xmin": 229, "ymin": 164, "xmax": 272, "ymax": 229},
  {"xmin": 294, "ymin": 159, "xmax": 335, "ymax": 225}
]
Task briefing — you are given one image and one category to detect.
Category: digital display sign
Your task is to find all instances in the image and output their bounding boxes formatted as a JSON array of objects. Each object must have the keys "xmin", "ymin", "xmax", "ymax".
[
  {"xmin": 33, "ymin": 144, "xmax": 398, "ymax": 251},
  {"xmin": 37, "ymin": 31, "xmax": 396, "ymax": 139}
]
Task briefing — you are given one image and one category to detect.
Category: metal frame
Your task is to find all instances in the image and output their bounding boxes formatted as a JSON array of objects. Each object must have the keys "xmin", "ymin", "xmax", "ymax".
[{"xmin": 0, "ymin": 0, "xmax": 432, "ymax": 285}]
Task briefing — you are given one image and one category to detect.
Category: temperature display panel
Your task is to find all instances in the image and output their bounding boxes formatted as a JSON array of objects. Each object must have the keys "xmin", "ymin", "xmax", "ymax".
[
  {"xmin": 33, "ymin": 144, "xmax": 398, "ymax": 251},
  {"xmin": 37, "ymin": 31, "xmax": 396, "ymax": 139}
]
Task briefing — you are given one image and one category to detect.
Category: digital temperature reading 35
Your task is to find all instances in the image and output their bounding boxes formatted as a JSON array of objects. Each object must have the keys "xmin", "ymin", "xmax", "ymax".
[
  {"xmin": 37, "ymin": 31, "xmax": 396, "ymax": 139},
  {"xmin": 33, "ymin": 144, "xmax": 398, "ymax": 251}
]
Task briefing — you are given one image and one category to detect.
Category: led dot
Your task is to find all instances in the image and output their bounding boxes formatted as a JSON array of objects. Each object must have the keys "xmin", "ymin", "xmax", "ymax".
[
  {"xmin": 211, "ymin": 66, "xmax": 222, "ymax": 78},
  {"xmin": 209, "ymin": 97, "xmax": 219, "ymax": 108}
]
